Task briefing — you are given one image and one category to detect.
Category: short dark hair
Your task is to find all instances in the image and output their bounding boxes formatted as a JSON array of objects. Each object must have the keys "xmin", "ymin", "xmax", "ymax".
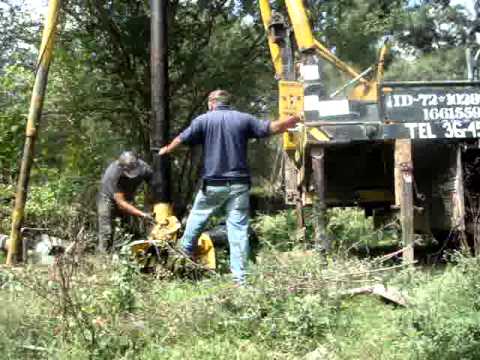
[{"xmin": 208, "ymin": 89, "xmax": 231, "ymax": 105}]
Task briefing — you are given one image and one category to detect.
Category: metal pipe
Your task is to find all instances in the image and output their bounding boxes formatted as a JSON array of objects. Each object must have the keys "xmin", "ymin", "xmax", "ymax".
[
  {"xmin": 311, "ymin": 147, "xmax": 330, "ymax": 251},
  {"xmin": 382, "ymin": 80, "xmax": 480, "ymax": 87},
  {"xmin": 7, "ymin": 0, "xmax": 61, "ymax": 265},
  {"xmin": 329, "ymin": 66, "xmax": 373, "ymax": 98},
  {"xmin": 150, "ymin": 0, "xmax": 171, "ymax": 208},
  {"xmin": 376, "ymin": 41, "xmax": 389, "ymax": 83},
  {"xmin": 305, "ymin": 121, "xmax": 382, "ymax": 126}
]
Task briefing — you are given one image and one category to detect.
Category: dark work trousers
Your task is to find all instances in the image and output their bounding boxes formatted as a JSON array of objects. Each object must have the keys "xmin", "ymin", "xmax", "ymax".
[{"xmin": 97, "ymin": 193, "xmax": 140, "ymax": 253}]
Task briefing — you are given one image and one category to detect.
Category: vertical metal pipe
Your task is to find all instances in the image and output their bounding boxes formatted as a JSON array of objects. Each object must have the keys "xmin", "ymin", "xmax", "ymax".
[
  {"xmin": 7, "ymin": 0, "xmax": 61, "ymax": 265},
  {"xmin": 150, "ymin": 0, "xmax": 171, "ymax": 208}
]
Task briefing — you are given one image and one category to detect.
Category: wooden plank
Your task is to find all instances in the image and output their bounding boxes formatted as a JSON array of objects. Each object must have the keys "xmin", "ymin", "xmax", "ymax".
[
  {"xmin": 453, "ymin": 145, "xmax": 469, "ymax": 251},
  {"xmin": 394, "ymin": 139, "xmax": 414, "ymax": 263},
  {"xmin": 311, "ymin": 146, "xmax": 330, "ymax": 251},
  {"xmin": 284, "ymin": 153, "xmax": 299, "ymax": 205},
  {"xmin": 284, "ymin": 152, "xmax": 306, "ymax": 243},
  {"xmin": 340, "ymin": 284, "xmax": 408, "ymax": 307}
]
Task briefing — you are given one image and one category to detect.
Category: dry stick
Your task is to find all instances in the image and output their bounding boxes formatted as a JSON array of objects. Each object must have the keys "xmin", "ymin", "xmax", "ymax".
[
  {"xmin": 21, "ymin": 227, "xmax": 49, "ymax": 232},
  {"xmin": 430, "ymin": 223, "xmax": 461, "ymax": 258},
  {"xmin": 52, "ymin": 254, "xmax": 96, "ymax": 346},
  {"xmin": 4, "ymin": 252, "xmax": 90, "ymax": 339},
  {"xmin": 21, "ymin": 345, "xmax": 49, "ymax": 352},
  {"xmin": 374, "ymin": 246, "xmax": 412, "ymax": 264},
  {"xmin": 341, "ymin": 219, "xmax": 401, "ymax": 255},
  {"xmin": 322, "ymin": 261, "xmax": 417, "ymax": 281},
  {"xmin": 268, "ymin": 261, "xmax": 415, "ymax": 287}
]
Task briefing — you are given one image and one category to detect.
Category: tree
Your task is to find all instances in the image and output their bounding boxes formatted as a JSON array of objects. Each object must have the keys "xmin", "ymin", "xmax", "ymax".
[
  {"xmin": 8, "ymin": 0, "xmax": 277, "ymax": 215},
  {"xmin": 0, "ymin": 0, "xmax": 38, "ymax": 72},
  {"xmin": 397, "ymin": 0, "xmax": 470, "ymax": 55}
]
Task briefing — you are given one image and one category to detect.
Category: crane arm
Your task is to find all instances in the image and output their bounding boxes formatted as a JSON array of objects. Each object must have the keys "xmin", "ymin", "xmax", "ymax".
[{"xmin": 259, "ymin": 0, "xmax": 283, "ymax": 78}]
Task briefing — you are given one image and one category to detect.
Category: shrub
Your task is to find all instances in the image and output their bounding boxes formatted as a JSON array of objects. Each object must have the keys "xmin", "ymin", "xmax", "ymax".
[
  {"xmin": 252, "ymin": 210, "xmax": 304, "ymax": 251},
  {"xmin": 253, "ymin": 208, "xmax": 396, "ymax": 253}
]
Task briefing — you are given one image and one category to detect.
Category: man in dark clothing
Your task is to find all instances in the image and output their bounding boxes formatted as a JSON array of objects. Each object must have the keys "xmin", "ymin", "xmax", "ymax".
[
  {"xmin": 159, "ymin": 90, "xmax": 299, "ymax": 284},
  {"xmin": 97, "ymin": 151, "xmax": 153, "ymax": 253}
]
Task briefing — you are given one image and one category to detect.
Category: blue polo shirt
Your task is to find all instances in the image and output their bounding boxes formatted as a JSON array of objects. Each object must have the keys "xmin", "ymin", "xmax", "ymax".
[{"xmin": 179, "ymin": 105, "xmax": 271, "ymax": 181}]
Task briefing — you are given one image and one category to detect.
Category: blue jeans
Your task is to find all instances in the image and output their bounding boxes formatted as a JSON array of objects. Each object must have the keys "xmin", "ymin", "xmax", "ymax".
[{"xmin": 181, "ymin": 183, "xmax": 250, "ymax": 284}]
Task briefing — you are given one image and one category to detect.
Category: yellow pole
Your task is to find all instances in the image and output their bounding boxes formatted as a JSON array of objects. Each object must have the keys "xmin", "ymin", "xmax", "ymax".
[
  {"xmin": 376, "ymin": 43, "xmax": 389, "ymax": 83},
  {"xmin": 283, "ymin": 0, "xmax": 369, "ymax": 84},
  {"xmin": 284, "ymin": 0, "xmax": 316, "ymax": 51},
  {"xmin": 7, "ymin": 0, "xmax": 61, "ymax": 265},
  {"xmin": 258, "ymin": 0, "xmax": 283, "ymax": 78}
]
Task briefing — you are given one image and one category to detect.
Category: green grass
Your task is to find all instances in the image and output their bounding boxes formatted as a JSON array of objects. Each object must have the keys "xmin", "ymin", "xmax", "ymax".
[
  {"xmin": 1, "ymin": 251, "xmax": 480, "ymax": 359},
  {"xmin": 0, "ymin": 210, "xmax": 479, "ymax": 359}
]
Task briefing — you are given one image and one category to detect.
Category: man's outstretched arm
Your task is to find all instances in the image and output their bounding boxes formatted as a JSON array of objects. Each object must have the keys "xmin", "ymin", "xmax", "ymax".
[
  {"xmin": 113, "ymin": 192, "xmax": 150, "ymax": 219},
  {"xmin": 269, "ymin": 115, "xmax": 300, "ymax": 134},
  {"xmin": 159, "ymin": 135, "xmax": 183, "ymax": 156}
]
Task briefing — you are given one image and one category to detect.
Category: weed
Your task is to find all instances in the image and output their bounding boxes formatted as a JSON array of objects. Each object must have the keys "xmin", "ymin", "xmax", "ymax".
[{"xmin": 0, "ymin": 211, "xmax": 479, "ymax": 359}]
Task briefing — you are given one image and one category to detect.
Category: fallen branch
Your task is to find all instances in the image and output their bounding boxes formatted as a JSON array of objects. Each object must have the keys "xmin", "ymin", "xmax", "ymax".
[
  {"xmin": 22, "ymin": 345, "xmax": 49, "ymax": 352},
  {"xmin": 323, "ymin": 261, "xmax": 417, "ymax": 280},
  {"xmin": 21, "ymin": 227, "xmax": 49, "ymax": 233},
  {"xmin": 374, "ymin": 246, "xmax": 412, "ymax": 264},
  {"xmin": 338, "ymin": 284, "xmax": 409, "ymax": 306}
]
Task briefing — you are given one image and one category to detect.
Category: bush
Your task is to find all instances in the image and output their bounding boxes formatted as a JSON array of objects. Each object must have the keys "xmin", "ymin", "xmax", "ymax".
[
  {"xmin": 399, "ymin": 255, "xmax": 480, "ymax": 359},
  {"xmin": 0, "ymin": 172, "xmax": 97, "ymax": 242},
  {"xmin": 327, "ymin": 207, "xmax": 398, "ymax": 251},
  {"xmin": 253, "ymin": 208, "xmax": 396, "ymax": 253},
  {"xmin": 252, "ymin": 210, "xmax": 304, "ymax": 251}
]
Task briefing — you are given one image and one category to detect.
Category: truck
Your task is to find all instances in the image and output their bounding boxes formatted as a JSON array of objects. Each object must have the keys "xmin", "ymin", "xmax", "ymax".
[{"xmin": 259, "ymin": 0, "xmax": 480, "ymax": 259}]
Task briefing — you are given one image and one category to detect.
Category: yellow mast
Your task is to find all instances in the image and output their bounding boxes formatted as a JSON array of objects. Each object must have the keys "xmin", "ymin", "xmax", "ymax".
[{"xmin": 7, "ymin": 0, "xmax": 62, "ymax": 265}]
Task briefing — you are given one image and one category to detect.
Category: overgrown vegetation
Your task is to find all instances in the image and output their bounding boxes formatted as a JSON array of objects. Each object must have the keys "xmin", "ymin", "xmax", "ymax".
[
  {"xmin": 1, "ymin": 230, "xmax": 480, "ymax": 359},
  {"xmin": 252, "ymin": 207, "xmax": 398, "ymax": 253}
]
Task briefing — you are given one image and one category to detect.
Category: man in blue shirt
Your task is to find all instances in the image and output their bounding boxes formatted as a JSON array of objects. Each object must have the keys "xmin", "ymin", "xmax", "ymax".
[{"xmin": 159, "ymin": 90, "xmax": 299, "ymax": 284}]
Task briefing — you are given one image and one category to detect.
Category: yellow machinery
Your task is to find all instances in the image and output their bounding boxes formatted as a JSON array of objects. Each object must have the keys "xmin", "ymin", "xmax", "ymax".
[
  {"xmin": 258, "ymin": 0, "xmax": 480, "ymax": 260},
  {"xmin": 259, "ymin": 0, "xmax": 391, "ymax": 250},
  {"xmin": 126, "ymin": 202, "xmax": 214, "ymax": 272},
  {"xmin": 129, "ymin": 211, "xmax": 216, "ymax": 272},
  {"xmin": 259, "ymin": 0, "xmax": 388, "ymax": 184}
]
